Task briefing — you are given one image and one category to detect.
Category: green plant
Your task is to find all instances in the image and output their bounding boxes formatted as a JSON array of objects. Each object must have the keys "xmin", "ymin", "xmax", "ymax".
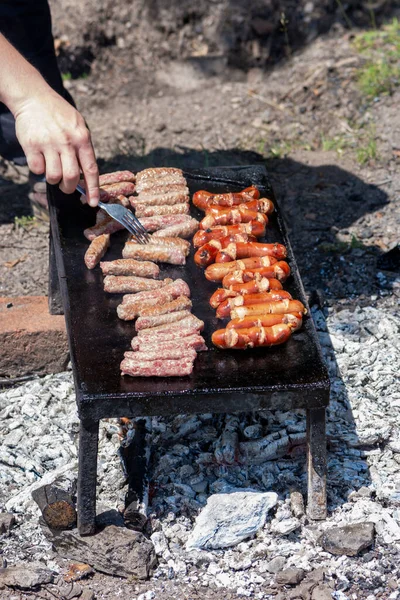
[
  {"xmin": 280, "ymin": 12, "xmax": 291, "ymax": 56},
  {"xmin": 321, "ymin": 135, "xmax": 349, "ymax": 155},
  {"xmin": 61, "ymin": 72, "xmax": 72, "ymax": 81},
  {"xmin": 269, "ymin": 141, "xmax": 292, "ymax": 159},
  {"xmin": 350, "ymin": 234, "xmax": 363, "ymax": 249},
  {"xmin": 356, "ymin": 137, "xmax": 377, "ymax": 164},
  {"xmin": 354, "ymin": 18, "xmax": 400, "ymax": 98},
  {"xmin": 14, "ymin": 215, "xmax": 36, "ymax": 228}
]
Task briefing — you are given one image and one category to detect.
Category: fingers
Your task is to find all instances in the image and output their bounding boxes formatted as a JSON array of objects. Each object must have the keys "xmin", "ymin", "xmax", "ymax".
[
  {"xmin": 26, "ymin": 150, "xmax": 45, "ymax": 176},
  {"xmin": 44, "ymin": 151, "xmax": 63, "ymax": 185},
  {"xmin": 77, "ymin": 133, "xmax": 99, "ymax": 207},
  {"xmin": 59, "ymin": 148, "xmax": 81, "ymax": 195}
]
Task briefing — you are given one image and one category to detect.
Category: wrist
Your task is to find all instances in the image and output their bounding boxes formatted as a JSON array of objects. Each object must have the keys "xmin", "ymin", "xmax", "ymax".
[{"xmin": 9, "ymin": 79, "xmax": 55, "ymax": 118}]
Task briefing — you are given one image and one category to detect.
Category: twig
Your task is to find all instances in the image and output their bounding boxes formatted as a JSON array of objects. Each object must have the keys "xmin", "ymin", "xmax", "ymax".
[{"xmin": 248, "ymin": 90, "xmax": 286, "ymax": 112}]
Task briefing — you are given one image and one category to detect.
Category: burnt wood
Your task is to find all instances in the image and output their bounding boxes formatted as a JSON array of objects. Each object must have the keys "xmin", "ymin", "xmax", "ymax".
[
  {"xmin": 47, "ymin": 165, "xmax": 330, "ymax": 533},
  {"xmin": 31, "ymin": 484, "xmax": 76, "ymax": 530}
]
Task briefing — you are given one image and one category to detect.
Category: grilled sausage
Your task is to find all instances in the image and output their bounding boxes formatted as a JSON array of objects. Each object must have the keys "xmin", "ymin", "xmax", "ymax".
[
  {"xmin": 122, "ymin": 243, "xmax": 186, "ymax": 265},
  {"xmin": 98, "ymin": 171, "xmax": 135, "ymax": 185},
  {"xmin": 137, "ymin": 314, "xmax": 204, "ymax": 335},
  {"xmin": 193, "ymin": 186, "xmax": 260, "ymax": 210},
  {"xmin": 127, "ymin": 236, "xmax": 191, "ymax": 255},
  {"xmin": 100, "ymin": 181, "xmax": 136, "ymax": 201},
  {"xmin": 121, "ymin": 356, "xmax": 194, "ymax": 377},
  {"xmin": 200, "ymin": 207, "xmax": 267, "ymax": 229},
  {"xmin": 135, "ymin": 309, "xmax": 192, "ymax": 331},
  {"xmin": 135, "ymin": 167, "xmax": 183, "ymax": 187},
  {"xmin": 104, "ymin": 276, "xmax": 173, "ymax": 294},
  {"xmin": 194, "ymin": 234, "xmax": 257, "ymax": 267},
  {"xmin": 138, "ymin": 214, "xmax": 191, "ymax": 232},
  {"xmin": 216, "ymin": 291, "xmax": 293, "ymax": 318},
  {"xmin": 152, "ymin": 217, "xmax": 199, "ymax": 239},
  {"xmin": 228, "ymin": 277, "xmax": 283, "ymax": 292},
  {"xmin": 121, "ymin": 279, "xmax": 190, "ymax": 305},
  {"xmin": 131, "ymin": 334, "xmax": 207, "ymax": 352},
  {"xmin": 139, "ymin": 296, "xmax": 192, "ymax": 317},
  {"xmin": 209, "ymin": 277, "xmax": 280, "ymax": 308},
  {"xmin": 84, "ymin": 234, "xmax": 110, "ymax": 269},
  {"xmin": 193, "ymin": 221, "xmax": 266, "ymax": 247},
  {"xmin": 124, "ymin": 347, "xmax": 197, "ymax": 362},
  {"xmin": 133, "ymin": 202, "xmax": 189, "ymax": 217},
  {"xmin": 226, "ymin": 313, "xmax": 303, "ymax": 331},
  {"xmin": 215, "ymin": 242, "xmax": 287, "ymax": 263},
  {"xmin": 117, "ymin": 294, "xmax": 174, "ymax": 321},
  {"xmin": 205, "ymin": 257, "xmax": 283, "ymax": 282},
  {"xmin": 212, "ymin": 324, "xmax": 293, "ymax": 349},
  {"xmin": 100, "ymin": 258, "xmax": 160, "ymax": 278},
  {"xmin": 230, "ymin": 299, "xmax": 307, "ymax": 320},
  {"xmin": 218, "ymin": 262, "xmax": 291, "ymax": 285},
  {"xmin": 84, "ymin": 217, "xmax": 124, "ymax": 240}
]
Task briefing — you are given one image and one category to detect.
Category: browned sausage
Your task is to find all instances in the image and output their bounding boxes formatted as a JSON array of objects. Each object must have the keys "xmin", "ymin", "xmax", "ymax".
[
  {"xmin": 231, "ymin": 299, "xmax": 307, "ymax": 320},
  {"xmin": 194, "ymin": 233, "xmax": 257, "ymax": 267},
  {"xmin": 100, "ymin": 258, "xmax": 159, "ymax": 278},
  {"xmin": 226, "ymin": 313, "xmax": 303, "ymax": 331},
  {"xmin": 200, "ymin": 207, "xmax": 267, "ymax": 229},
  {"xmin": 209, "ymin": 277, "xmax": 275, "ymax": 308},
  {"xmin": 205, "ymin": 257, "xmax": 283, "ymax": 282},
  {"xmin": 84, "ymin": 234, "xmax": 110, "ymax": 269},
  {"xmin": 193, "ymin": 222, "xmax": 266, "ymax": 247},
  {"xmin": 219, "ymin": 262, "xmax": 291, "ymax": 285},
  {"xmin": 216, "ymin": 242, "xmax": 287, "ymax": 263},
  {"xmin": 222, "ymin": 271, "xmax": 283, "ymax": 289},
  {"xmin": 212, "ymin": 323, "xmax": 293, "ymax": 349},
  {"xmin": 193, "ymin": 186, "xmax": 260, "ymax": 210},
  {"xmin": 216, "ymin": 290, "xmax": 293, "ymax": 318}
]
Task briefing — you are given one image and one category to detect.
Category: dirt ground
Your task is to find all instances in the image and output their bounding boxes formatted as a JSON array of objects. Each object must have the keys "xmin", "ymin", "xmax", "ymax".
[{"xmin": 1, "ymin": 1, "xmax": 400, "ymax": 598}]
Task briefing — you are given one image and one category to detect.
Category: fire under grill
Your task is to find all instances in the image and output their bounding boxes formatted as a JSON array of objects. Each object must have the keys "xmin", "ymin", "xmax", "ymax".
[{"xmin": 47, "ymin": 165, "xmax": 330, "ymax": 535}]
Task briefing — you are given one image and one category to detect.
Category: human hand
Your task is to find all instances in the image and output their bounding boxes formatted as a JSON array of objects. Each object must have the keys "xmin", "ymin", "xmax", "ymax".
[{"xmin": 14, "ymin": 90, "xmax": 99, "ymax": 206}]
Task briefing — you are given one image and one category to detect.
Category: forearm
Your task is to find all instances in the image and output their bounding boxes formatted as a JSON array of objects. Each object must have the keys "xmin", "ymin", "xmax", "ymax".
[{"xmin": 0, "ymin": 33, "xmax": 53, "ymax": 116}]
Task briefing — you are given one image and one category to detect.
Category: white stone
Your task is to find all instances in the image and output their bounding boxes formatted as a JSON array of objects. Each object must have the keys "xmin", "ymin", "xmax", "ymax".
[
  {"xmin": 186, "ymin": 492, "xmax": 278, "ymax": 550},
  {"xmin": 270, "ymin": 517, "xmax": 301, "ymax": 536}
]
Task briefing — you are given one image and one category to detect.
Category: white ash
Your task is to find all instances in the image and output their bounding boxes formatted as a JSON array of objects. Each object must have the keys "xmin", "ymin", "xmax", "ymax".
[{"xmin": 0, "ymin": 304, "xmax": 399, "ymax": 597}]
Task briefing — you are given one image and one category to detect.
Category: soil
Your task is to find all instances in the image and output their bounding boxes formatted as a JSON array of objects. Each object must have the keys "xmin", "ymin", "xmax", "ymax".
[{"xmin": 0, "ymin": 1, "xmax": 400, "ymax": 598}]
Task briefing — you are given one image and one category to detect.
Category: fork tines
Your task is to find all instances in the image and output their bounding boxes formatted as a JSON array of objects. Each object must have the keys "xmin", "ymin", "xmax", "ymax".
[{"xmin": 123, "ymin": 211, "xmax": 151, "ymax": 243}]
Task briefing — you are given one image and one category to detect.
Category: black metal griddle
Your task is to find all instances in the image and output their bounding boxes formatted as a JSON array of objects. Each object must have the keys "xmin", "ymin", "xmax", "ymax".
[{"xmin": 48, "ymin": 165, "xmax": 330, "ymax": 535}]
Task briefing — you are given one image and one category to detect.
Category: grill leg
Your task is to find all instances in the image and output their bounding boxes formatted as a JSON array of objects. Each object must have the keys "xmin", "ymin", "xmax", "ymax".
[
  {"xmin": 306, "ymin": 408, "xmax": 327, "ymax": 520},
  {"xmin": 77, "ymin": 419, "xmax": 99, "ymax": 535},
  {"xmin": 48, "ymin": 228, "xmax": 64, "ymax": 315}
]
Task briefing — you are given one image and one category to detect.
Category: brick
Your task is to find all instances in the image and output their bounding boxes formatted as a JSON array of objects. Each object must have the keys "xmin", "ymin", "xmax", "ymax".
[{"xmin": 0, "ymin": 296, "xmax": 69, "ymax": 378}]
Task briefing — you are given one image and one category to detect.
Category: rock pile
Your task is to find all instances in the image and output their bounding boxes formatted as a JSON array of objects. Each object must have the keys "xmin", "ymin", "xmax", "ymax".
[{"xmin": 0, "ymin": 304, "xmax": 399, "ymax": 598}]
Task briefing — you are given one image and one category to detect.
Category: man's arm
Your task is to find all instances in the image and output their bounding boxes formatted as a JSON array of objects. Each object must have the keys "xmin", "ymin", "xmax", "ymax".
[{"xmin": 0, "ymin": 33, "xmax": 99, "ymax": 206}]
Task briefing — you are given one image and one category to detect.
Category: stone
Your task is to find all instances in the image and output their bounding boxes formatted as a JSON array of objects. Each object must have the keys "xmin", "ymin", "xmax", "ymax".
[
  {"xmin": 186, "ymin": 491, "xmax": 278, "ymax": 550},
  {"xmin": 56, "ymin": 581, "xmax": 82, "ymax": 599},
  {"xmin": 0, "ymin": 513, "xmax": 16, "ymax": 534},
  {"xmin": 44, "ymin": 524, "xmax": 156, "ymax": 579},
  {"xmin": 0, "ymin": 565, "xmax": 54, "ymax": 588},
  {"xmin": 266, "ymin": 556, "xmax": 286, "ymax": 574},
  {"xmin": 290, "ymin": 491, "xmax": 305, "ymax": 518},
  {"xmin": 80, "ymin": 591, "xmax": 95, "ymax": 600},
  {"xmin": 311, "ymin": 584, "xmax": 334, "ymax": 600},
  {"xmin": 276, "ymin": 568, "xmax": 305, "ymax": 586},
  {"xmin": 319, "ymin": 522, "xmax": 375, "ymax": 556},
  {"xmin": 0, "ymin": 296, "xmax": 68, "ymax": 377},
  {"xmin": 271, "ymin": 517, "xmax": 301, "ymax": 536}
]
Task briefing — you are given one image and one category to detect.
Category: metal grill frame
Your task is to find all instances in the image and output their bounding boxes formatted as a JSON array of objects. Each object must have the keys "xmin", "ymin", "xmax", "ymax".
[{"xmin": 47, "ymin": 165, "xmax": 330, "ymax": 534}]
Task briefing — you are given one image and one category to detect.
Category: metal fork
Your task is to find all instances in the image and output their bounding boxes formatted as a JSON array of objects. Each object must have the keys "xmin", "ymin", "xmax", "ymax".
[{"xmin": 77, "ymin": 183, "xmax": 150, "ymax": 244}]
